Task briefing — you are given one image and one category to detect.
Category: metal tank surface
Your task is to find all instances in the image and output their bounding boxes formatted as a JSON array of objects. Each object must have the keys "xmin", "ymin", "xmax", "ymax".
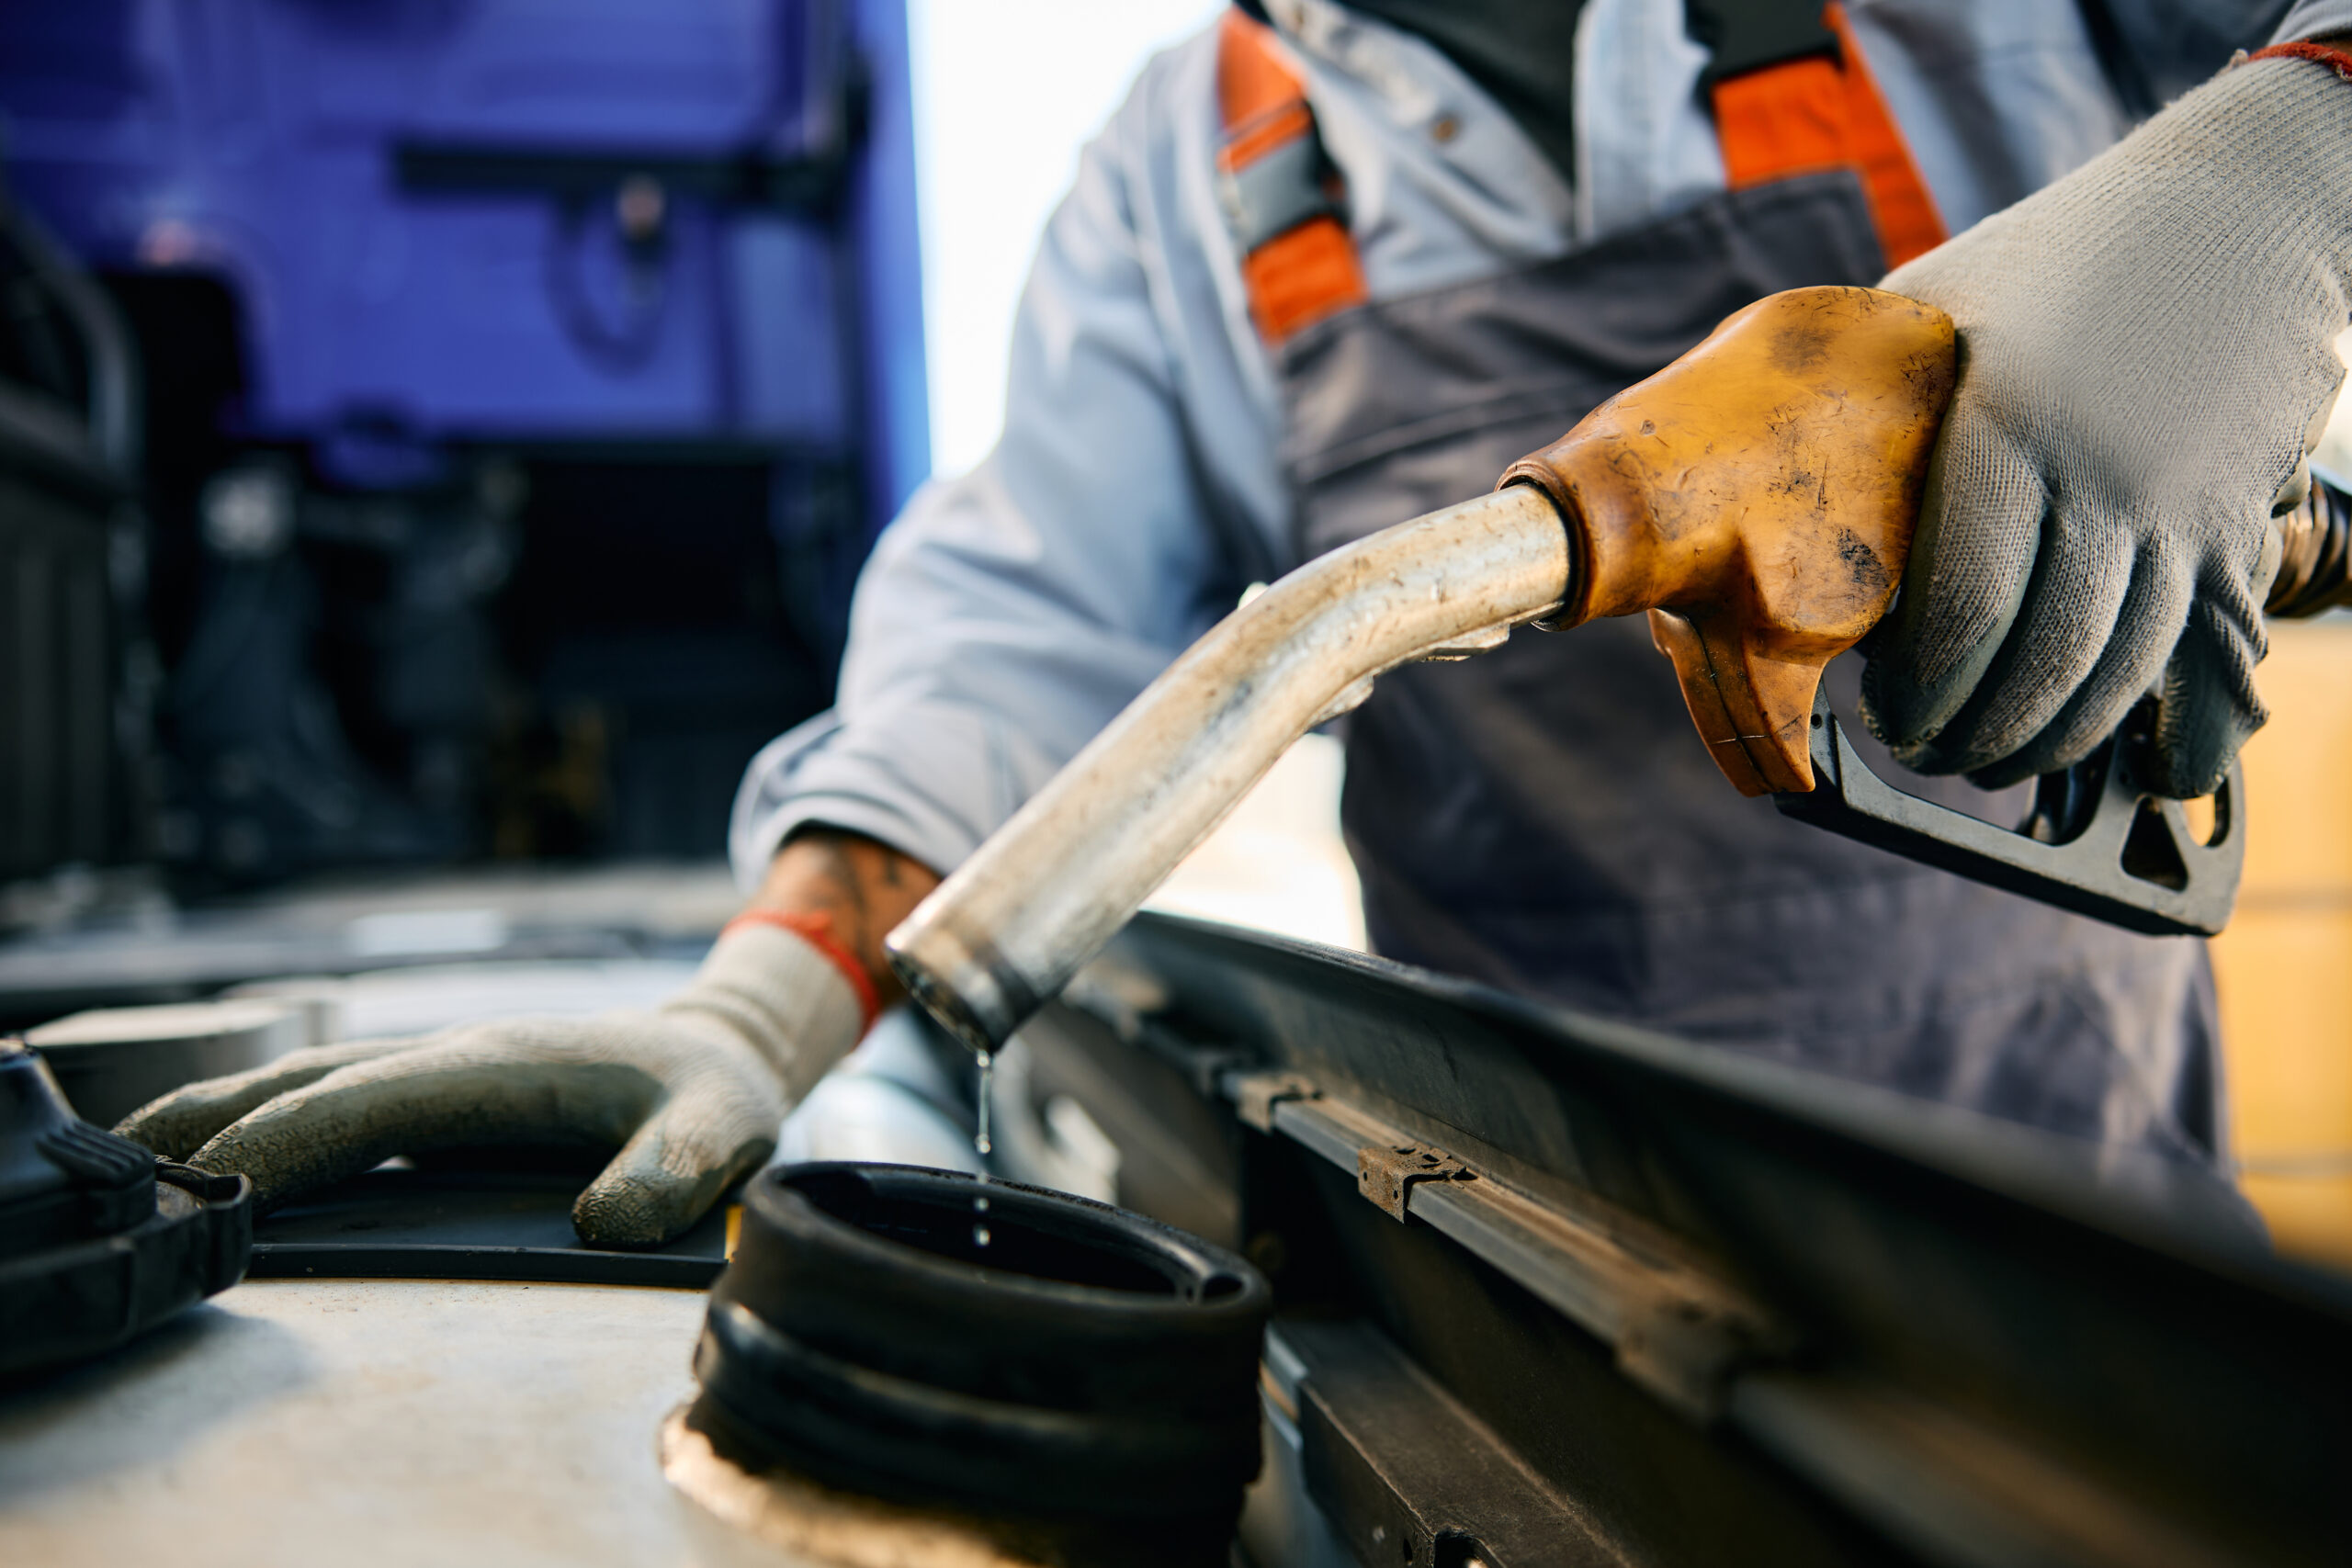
[{"xmin": 0, "ymin": 1280, "xmax": 757, "ymax": 1568}]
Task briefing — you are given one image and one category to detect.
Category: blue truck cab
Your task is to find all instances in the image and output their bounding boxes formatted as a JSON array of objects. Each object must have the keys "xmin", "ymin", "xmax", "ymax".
[{"xmin": 0, "ymin": 0, "xmax": 927, "ymax": 880}]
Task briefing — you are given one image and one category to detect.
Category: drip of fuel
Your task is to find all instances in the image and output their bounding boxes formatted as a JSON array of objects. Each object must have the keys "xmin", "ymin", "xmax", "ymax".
[
  {"xmin": 973, "ymin": 1049, "xmax": 994, "ymax": 1247},
  {"xmin": 974, "ymin": 1050, "xmax": 994, "ymax": 1159}
]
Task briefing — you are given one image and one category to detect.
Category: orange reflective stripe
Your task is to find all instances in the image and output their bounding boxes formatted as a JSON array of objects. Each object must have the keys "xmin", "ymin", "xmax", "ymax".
[
  {"xmin": 1217, "ymin": 8, "xmax": 1366, "ymax": 342},
  {"xmin": 1217, "ymin": 6, "xmax": 1303, "ymax": 128},
  {"xmin": 1710, "ymin": 3, "xmax": 1946, "ymax": 267},
  {"xmin": 1824, "ymin": 3, "xmax": 1944, "ymax": 267},
  {"xmin": 1241, "ymin": 218, "xmax": 1367, "ymax": 341},
  {"xmin": 1713, "ymin": 54, "xmax": 1846, "ymax": 183},
  {"xmin": 1220, "ymin": 2, "xmax": 1943, "ymax": 341}
]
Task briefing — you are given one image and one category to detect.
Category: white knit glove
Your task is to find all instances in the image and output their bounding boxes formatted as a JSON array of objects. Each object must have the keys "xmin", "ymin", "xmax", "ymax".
[
  {"xmin": 1862, "ymin": 52, "xmax": 2352, "ymax": 795},
  {"xmin": 116, "ymin": 922, "xmax": 869, "ymax": 1247}
]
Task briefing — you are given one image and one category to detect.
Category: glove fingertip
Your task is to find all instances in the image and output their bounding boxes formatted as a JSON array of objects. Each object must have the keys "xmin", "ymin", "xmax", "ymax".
[
  {"xmin": 113, "ymin": 1099, "xmax": 208, "ymax": 1160},
  {"xmin": 2148, "ymin": 606, "xmax": 2269, "ymax": 801},
  {"xmin": 117, "ymin": 1079, "xmax": 263, "ymax": 1160},
  {"xmin": 113, "ymin": 1036, "xmax": 421, "ymax": 1159},
  {"xmin": 572, "ymin": 1131, "xmax": 772, "ymax": 1250},
  {"xmin": 571, "ymin": 1165, "xmax": 690, "ymax": 1249},
  {"xmin": 2150, "ymin": 696, "xmax": 2263, "ymax": 802}
]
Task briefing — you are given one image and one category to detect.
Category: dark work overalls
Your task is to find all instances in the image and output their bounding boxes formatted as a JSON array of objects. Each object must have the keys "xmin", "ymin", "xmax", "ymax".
[{"xmin": 1216, "ymin": 8, "xmax": 2225, "ymax": 1165}]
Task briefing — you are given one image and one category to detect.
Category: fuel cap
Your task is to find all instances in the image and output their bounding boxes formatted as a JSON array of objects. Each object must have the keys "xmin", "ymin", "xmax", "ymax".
[{"xmin": 0, "ymin": 1039, "xmax": 251, "ymax": 1380}]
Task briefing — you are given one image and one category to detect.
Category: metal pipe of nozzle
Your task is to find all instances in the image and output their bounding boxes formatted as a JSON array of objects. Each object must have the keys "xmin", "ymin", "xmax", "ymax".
[{"xmin": 885, "ymin": 484, "xmax": 1573, "ymax": 1055}]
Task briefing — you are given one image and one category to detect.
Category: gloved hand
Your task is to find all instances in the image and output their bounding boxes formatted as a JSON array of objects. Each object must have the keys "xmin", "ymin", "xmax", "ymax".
[
  {"xmin": 1862, "ymin": 51, "xmax": 2352, "ymax": 796},
  {"xmin": 117, "ymin": 920, "xmax": 869, "ymax": 1247}
]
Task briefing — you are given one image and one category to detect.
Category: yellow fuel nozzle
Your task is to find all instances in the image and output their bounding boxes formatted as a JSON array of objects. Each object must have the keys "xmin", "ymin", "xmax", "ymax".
[{"xmin": 1499, "ymin": 285, "xmax": 1958, "ymax": 795}]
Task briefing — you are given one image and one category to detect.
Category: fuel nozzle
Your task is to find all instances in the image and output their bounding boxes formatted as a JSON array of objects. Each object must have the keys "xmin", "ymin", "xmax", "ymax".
[
  {"xmin": 885, "ymin": 287, "xmax": 1962, "ymax": 1054},
  {"xmin": 1497, "ymin": 286, "xmax": 1959, "ymax": 795}
]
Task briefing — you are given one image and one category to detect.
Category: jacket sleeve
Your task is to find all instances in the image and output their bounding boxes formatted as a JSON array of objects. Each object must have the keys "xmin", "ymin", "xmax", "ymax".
[
  {"xmin": 2082, "ymin": 1, "xmax": 2352, "ymax": 113},
  {"xmin": 730, "ymin": 62, "xmax": 1256, "ymax": 887},
  {"xmin": 2274, "ymin": 1, "xmax": 2352, "ymax": 43}
]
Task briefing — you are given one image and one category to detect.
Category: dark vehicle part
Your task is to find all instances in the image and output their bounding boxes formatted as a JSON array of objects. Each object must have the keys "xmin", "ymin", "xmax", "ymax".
[
  {"xmin": 1274, "ymin": 1317, "xmax": 1627, "ymax": 1568},
  {"xmin": 249, "ymin": 1162, "xmax": 731, "ymax": 1288},
  {"xmin": 1774, "ymin": 690, "xmax": 2245, "ymax": 937},
  {"xmin": 683, "ymin": 1161, "xmax": 1270, "ymax": 1566},
  {"xmin": 1041, "ymin": 914, "xmax": 2352, "ymax": 1568},
  {"xmin": 0, "ymin": 195, "xmax": 151, "ymax": 885},
  {"xmin": 0, "ymin": 1040, "xmax": 249, "ymax": 1380},
  {"xmin": 26, "ymin": 998, "xmax": 300, "ymax": 1130},
  {"xmin": 159, "ymin": 456, "xmax": 518, "ymax": 883}
]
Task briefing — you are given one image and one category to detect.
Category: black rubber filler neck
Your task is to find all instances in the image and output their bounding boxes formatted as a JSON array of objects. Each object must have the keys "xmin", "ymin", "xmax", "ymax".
[{"xmin": 689, "ymin": 1161, "xmax": 1272, "ymax": 1548}]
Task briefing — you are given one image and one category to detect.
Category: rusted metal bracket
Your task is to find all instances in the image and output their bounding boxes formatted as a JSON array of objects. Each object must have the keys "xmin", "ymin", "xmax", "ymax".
[
  {"xmin": 1229, "ymin": 1070, "xmax": 1322, "ymax": 1134},
  {"xmin": 1355, "ymin": 1141, "xmax": 1474, "ymax": 1221},
  {"xmin": 1220, "ymin": 1067, "xmax": 1786, "ymax": 1421}
]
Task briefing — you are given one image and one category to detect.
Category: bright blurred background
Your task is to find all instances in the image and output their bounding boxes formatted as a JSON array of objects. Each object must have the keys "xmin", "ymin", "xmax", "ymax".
[
  {"xmin": 908, "ymin": 0, "xmax": 1363, "ymax": 951},
  {"xmin": 2212, "ymin": 327, "xmax": 2352, "ymax": 1269},
  {"xmin": 910, "ymin": 0, "xmax": 1221, "ymax": 480}
]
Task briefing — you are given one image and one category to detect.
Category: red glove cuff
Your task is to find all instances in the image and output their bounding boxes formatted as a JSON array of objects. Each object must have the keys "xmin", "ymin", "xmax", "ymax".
[
  {"xmin": 721, "ymin": 908, "xmax": 883, "ymax": 1032},
  {"xmin": 2246, "ymin": 40, "xmax": 2352, "ymax": 83}
]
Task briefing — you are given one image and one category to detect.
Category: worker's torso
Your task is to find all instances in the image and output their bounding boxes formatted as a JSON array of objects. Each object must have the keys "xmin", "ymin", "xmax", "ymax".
[{"xmin": 1227, "ymin": 6, "xmax": 2226, "ymax": 1163}]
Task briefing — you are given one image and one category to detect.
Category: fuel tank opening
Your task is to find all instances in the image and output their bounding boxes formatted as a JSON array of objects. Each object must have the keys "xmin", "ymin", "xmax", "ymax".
[{"xmin": 671, "ymin": 1161, "xmax": 1271, "ymax": 1568}]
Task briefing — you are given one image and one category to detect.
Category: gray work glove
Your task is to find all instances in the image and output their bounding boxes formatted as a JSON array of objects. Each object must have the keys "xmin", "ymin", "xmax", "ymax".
[
  {"xmin": 1862, "ymin": 52, "xmax": 2352, "ymax": 796},
  {"xmin": 116, "ymin": 922, "xmax": 867, "ymax": 1247}
]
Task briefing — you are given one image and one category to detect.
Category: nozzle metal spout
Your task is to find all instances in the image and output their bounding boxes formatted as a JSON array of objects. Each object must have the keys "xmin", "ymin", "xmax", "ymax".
[{"xmin": 885, "ymin": 484, "xmax": 1573, "ymax": 1055}]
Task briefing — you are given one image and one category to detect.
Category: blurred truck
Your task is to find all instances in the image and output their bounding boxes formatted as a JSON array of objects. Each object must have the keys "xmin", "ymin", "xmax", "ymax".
[{"xmin": 0, "ymin": 0, "xmax": 926, "ymax": 885}]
